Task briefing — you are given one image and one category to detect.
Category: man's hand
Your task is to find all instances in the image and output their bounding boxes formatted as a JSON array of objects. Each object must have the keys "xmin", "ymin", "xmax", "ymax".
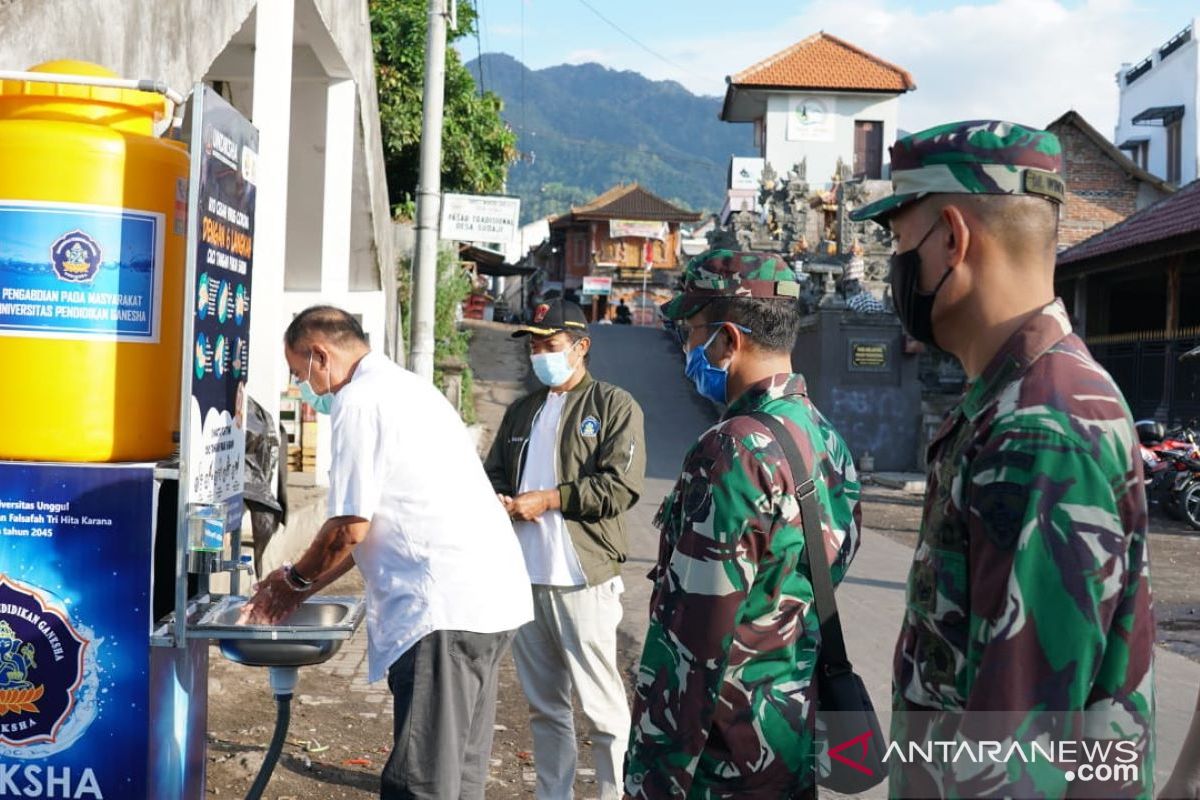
[
  {"xmin": 237, "ymin": 567, "xmax": 309, "ymax": 625},
  {"xmin": 496, "ymin": 493, "xmax": 513, "ymax": 511},
  {"xmin": 507, "ymin": 489, "xmax": 560, "ymax": 522}
]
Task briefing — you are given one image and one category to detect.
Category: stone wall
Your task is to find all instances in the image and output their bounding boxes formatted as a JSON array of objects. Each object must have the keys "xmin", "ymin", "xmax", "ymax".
[{"xmin": 791, "ymin": 309, "xmax": 922, "ymax": 472}]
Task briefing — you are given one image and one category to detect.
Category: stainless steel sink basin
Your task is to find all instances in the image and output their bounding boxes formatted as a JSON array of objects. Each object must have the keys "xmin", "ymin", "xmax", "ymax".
[{"xmin": 185, "ymin": 595, "xmax": 366, "ymax": 668}]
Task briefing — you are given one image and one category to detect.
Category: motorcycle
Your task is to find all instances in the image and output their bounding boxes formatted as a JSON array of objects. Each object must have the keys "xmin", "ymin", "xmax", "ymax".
[{"xmin": 1138, "ymin": 419, "xmax": 1200, "ymax": 530}]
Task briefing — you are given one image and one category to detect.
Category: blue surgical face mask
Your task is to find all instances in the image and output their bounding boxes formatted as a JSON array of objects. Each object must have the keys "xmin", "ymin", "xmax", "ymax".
[
  {"xmin": 685, "ymin": 324, "xmax": 745, "ymax": 404},
  {"xmin": 299, "ymin": 352, "xmax": 335, "ymax": 415},
  {"xmin": 531, "ymin": 342, "xmax": 579, "ymax": 388}
]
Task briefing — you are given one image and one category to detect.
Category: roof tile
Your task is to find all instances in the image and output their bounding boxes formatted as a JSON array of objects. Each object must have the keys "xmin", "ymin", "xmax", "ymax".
[
  {"xmin": 566, "ymin": 183, "xmax": 701, "ymax": 222},
  {"xmin": 730, "ymin": 32, "xmax": 915, "ymax": 93},
  {"xmin": 1057, "ymin": 176, "xmax": 1200, "ymax": 266}
]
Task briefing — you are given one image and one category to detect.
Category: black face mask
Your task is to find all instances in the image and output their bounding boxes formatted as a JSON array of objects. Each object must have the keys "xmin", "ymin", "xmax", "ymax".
[{"xmin": 889, "ymin": 219, "xmax": 953, "ymax": 348}]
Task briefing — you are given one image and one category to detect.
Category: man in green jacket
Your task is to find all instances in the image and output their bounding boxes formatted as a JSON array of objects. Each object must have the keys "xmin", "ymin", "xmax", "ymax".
[{"xmin": 484, "ymin": 299, "xmax": 646, "ymax": 800}]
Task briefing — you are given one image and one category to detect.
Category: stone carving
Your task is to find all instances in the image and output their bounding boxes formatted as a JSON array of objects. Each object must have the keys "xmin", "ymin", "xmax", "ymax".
[{"xmin": 704, "ymin": 157, "xmax": 900, "ymax": 309}]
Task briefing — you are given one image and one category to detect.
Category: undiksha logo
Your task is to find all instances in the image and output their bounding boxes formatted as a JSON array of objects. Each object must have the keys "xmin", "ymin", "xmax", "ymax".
[
  {"xmin": 0, "ymin": 577, "xmax": 88, "ymax": 747},
  {"xmin": 49, "ymin": 230, "xmax": 102, "ymax": 284}
]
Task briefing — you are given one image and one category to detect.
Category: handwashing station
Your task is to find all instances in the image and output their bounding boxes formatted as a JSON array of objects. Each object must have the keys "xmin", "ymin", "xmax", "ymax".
[{"xmin": 0, "ymin": 62, "xmax": 363, "ymax": 799}]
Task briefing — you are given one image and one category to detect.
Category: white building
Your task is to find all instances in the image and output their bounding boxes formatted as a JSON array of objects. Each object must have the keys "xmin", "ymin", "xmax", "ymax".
[
  {"xmin": 720, "ymin": 32, "xmax": 915, "ymax": 211},
  {"xmin": 1115, "ymin": 19, "xmax": 1198, "ymax": 187},
  {"xmin": 0, "ymin": 0, "xmax": 396, "ymax": 485}
]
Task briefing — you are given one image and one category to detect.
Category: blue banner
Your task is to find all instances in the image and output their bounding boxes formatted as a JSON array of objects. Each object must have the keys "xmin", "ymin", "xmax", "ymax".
[
  {"xmin": 0, "ymin": 202, "xmax": 163, "ymax": 341},
  {"xmin": 0, "ymin": 462, "xmax": 154, "ymax": 797}
]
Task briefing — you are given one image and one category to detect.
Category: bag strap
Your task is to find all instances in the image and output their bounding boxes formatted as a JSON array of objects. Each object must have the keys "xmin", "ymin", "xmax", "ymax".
[{"xmin": 749, "ymin": 412, "xmax": 853, "ymax": 675}]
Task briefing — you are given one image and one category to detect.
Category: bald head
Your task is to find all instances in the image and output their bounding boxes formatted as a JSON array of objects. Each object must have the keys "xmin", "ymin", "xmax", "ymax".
[{"xmin": 285, "ymin": 305, "xmax": 367, "ymax": 353}]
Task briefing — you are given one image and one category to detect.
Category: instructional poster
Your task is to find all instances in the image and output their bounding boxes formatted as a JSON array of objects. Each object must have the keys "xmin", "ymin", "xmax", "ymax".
[{"xmin": 182, "ymin": 86, "xmax": 258, "ymax": 531}]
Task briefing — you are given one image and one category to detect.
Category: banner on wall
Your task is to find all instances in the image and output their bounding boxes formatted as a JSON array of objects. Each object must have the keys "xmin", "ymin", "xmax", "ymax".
[
  {"xmin": 609, "ymin": 219, "xmax": 667, "ymax": 240},
  {"xmin": 787, "ymin": 96, "xmax": 836, "ymax": 142}
]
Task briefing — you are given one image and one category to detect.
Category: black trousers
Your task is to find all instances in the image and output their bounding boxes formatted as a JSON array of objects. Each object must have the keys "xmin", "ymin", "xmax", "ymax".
[{"xmin": 382, "ymin": 628, "xmax": 516, "ymax": 800}]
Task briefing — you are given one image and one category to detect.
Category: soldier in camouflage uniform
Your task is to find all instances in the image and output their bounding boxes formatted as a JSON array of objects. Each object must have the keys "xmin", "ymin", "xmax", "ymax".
[
  {"xmin": 624, "ymin": 249, "xmax": 863, "ymax": 799},
  {"xmin": 851, "ymin": 121, "xmax": 1156, "ymax": 798}
]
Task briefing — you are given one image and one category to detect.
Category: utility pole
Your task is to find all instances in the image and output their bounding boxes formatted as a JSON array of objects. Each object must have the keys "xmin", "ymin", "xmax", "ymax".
[{"xmin": 409, "ymin": 0, "xmax": 449, "ymax": 381}]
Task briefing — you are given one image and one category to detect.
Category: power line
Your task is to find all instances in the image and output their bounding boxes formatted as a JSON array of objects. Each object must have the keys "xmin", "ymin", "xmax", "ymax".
[
  {"xmin": 574, "ymin": 0, "xmax": 703, "ymax": 83},
  {"xmin": 520, "ymin": 0, "xmax": 527, "ymax": 134},
  {"xmin": 472, "ymin": 0, "xmax": 485, "ymax": 95}
]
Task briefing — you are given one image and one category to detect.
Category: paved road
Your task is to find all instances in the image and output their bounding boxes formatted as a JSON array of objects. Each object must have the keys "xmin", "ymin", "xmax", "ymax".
[
  {"xmin": 585, "ymin": 324, "xmax": 719, "ymax": 666},
  {"xmin": 587, "ymin": 323, "xmax": 1198, "ymax": 795}
]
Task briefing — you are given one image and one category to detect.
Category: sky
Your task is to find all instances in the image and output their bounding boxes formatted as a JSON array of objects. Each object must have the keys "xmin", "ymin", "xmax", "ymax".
[{"xmin": 461, "ymin": 0, "xmax": 1194, "ymax": 137}]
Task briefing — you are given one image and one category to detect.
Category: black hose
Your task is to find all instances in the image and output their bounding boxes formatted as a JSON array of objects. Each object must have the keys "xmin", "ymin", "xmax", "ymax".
[{"xmin": 245, "ymin": 693, "xmax": 292, "ymax": 800}]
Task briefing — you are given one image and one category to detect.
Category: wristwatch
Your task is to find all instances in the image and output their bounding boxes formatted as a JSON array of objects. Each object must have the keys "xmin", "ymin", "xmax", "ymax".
[{"xmin": 283, "ymin": 563, "xmax": 313, "ymax": 592}]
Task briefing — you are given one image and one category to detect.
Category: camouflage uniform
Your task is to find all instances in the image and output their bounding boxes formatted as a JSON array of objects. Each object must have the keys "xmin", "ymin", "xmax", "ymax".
[
  {"xmin": 625, "ymin": 251, "xmax": 863, "ymax": 799},
  {"xmin": 853, "ymin": 123, "xmax": 1156, "ymax": 799}
]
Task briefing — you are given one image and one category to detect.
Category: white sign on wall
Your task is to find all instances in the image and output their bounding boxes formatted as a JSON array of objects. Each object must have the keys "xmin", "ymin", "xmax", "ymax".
[
  {"xmin": 730, "ymin": 157, "xmax": 766, "ymax": 190},
  {"xmin": 787, "ymin": 96, "xmax": 835, "ymax": 142},
  {"xmin": 440, "ymin": 193, "xmax": 521, "ymax": 244},
  {"xmin": 581, "ymin": 276, "xmax": 613, "ymax": 296}
]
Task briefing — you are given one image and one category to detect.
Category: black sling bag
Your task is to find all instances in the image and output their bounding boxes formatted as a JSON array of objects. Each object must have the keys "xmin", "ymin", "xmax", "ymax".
[{"xmin": 750, "ymin": 412, "xmax": 887, "ymax": 794}]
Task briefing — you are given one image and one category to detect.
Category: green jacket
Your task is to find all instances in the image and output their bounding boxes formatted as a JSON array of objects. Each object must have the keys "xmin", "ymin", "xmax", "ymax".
[{"xmin": 484, "ymin": 372, "xmax": 646, "ymax": 586}]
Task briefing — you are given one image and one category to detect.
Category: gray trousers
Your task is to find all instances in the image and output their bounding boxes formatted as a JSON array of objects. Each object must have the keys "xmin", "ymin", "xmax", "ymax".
[
  {"xmin": 512, "ymin": 579, "xmax": 630, "ymax": 800},
  {"xmin": 382, "ymin": 628, "xmax": 516, "ymax": 800}
]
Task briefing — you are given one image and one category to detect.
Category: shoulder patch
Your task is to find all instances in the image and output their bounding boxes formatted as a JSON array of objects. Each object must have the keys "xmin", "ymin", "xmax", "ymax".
[{"xmin": 973, "ymin": 480, "xmax": 1028, "ymax": 550}]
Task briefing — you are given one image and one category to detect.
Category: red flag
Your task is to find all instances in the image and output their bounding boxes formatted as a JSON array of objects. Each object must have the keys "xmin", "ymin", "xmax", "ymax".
[{"xmin": 643, "ymin": 239, "xmax": 654, "ymax": 271}]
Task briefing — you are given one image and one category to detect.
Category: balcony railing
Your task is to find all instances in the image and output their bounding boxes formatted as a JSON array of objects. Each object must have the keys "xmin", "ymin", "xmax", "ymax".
[
  {"xmin": 1160, "ymin": 24, "xmax": 1193, "ymax": 61},
  {"xmin": 1125, "ymin": 56, "xmax": 1153, "ymax": 86}
]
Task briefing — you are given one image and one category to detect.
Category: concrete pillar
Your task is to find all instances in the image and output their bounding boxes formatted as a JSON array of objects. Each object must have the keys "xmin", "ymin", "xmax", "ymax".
[
  {"xmin": 321, "ymin": 79, "xmax": 356, "ymax": 295},
  {"xmin": 1160, "ymin": 257, "xmax": 1184, "ymax": 422},
  {"xmin": 310, "ymin": 78, "xmax": 357, "ymax": 488},
  {"xmin": 248, "ymin": 0, "xmax": 296, "ymax": 429}
]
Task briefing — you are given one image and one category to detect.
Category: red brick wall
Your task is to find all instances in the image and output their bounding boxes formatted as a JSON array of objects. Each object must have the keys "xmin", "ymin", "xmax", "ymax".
[{"xmin": 1050, "ymin": 121, "xmax": 1142, "ymax": 249}]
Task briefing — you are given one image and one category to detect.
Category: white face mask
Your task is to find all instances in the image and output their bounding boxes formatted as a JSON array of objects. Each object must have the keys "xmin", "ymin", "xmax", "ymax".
[{"xmin": 530, "ymin": 342, "xmax": 579, "ymax": 387}]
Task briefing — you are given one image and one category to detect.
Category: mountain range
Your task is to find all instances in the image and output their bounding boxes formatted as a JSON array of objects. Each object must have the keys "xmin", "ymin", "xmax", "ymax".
[{"xmin": 465, "ymin": 53, "xmax": 752, "ymax": 223}]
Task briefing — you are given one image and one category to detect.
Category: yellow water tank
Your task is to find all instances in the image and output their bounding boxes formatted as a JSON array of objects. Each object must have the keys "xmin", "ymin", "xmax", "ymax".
[{"xmin": 0, "ymin": 61, "xmax": 186, "ymax": 462}]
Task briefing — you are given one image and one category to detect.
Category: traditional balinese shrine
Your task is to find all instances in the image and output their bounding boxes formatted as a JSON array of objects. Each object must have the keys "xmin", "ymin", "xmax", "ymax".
[{"xmin": 708, "ymin": 159, "xmax": 927, "ymax": 472}]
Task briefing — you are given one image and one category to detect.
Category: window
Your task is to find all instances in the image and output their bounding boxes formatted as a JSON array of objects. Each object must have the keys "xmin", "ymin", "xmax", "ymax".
[
  {"xmin": 1123, "ymin": 141, "xmax": 1149, "ymax": 171},
  {"xmin": 1166, "ymin": 121, "xmax": 1182, "ymax": 184},
  {"xmin": 854, "ymin": 121, "xmax": 884, "ymax": 179}
]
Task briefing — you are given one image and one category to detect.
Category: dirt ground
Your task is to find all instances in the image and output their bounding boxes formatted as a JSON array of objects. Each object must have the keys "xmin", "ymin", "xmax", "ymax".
[{"xmin": 205, "ymin": 568, "xmax": 555, "ymax": 800}]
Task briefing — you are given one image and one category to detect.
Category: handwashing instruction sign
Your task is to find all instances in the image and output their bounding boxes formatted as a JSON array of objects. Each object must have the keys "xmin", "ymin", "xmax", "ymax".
[
  {"xmin": 181, "ymin": 86, "xmax": 257, "ymax": 524},
  {"xmin": 0, "ymin": 462, "xmax": 153, "ymax": 798},
  {"xmin": 0, "ymin": 201, "xmax": 164, "ymax": 341}
]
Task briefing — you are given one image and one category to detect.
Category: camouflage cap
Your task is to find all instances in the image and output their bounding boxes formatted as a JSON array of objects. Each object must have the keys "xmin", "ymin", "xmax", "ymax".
[
  {"xmin": 849, "ymin": 120, "xmax": 1065, "ymax": 224},
  {"xmin": 660, "ymin": 249, "xmax": 800, "ymax": 321}
]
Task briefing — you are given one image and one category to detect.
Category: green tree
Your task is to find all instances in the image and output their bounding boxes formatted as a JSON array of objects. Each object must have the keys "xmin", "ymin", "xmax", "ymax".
[{"xmin": 371, "ymin": 0, "xmax": 517, "ymax": 216}]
